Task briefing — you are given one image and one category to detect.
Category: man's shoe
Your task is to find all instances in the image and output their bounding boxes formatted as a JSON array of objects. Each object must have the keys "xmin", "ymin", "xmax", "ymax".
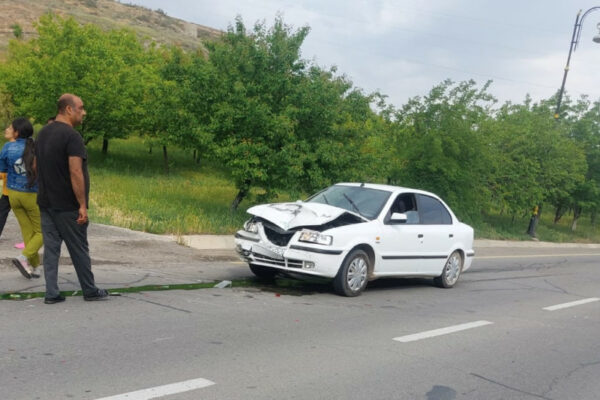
[
  {"xmin": 44, "ymin": 295, "xmax": 66, "ymax": 304},
  {"xmin": 12, "ymin": 258, "xmax": 32, "ymax": 279},
  {"xmin": 84, "ymin": 289, "xmax": 109, "ymax": 301}
]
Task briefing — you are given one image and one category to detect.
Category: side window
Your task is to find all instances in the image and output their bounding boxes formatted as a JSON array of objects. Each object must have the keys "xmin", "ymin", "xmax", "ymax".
[
  {"xmin": 417, "ymin": 195, "xmax": 452, "ymax": 225},
  {"xmin": 388, "ymin": 193, "xmax": 419, "ymax": 224}
]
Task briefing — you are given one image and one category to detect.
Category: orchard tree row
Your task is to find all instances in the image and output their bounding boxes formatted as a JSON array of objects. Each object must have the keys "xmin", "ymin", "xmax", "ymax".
[{"xmin": 0, "ymin": 14, "xmax": 598, "ymax": 232}]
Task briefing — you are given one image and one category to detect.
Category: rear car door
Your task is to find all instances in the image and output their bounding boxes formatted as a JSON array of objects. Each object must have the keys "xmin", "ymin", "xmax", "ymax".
[{"xmin": 415, "ymin": 194, "xmax": 455, "ymax": 274}]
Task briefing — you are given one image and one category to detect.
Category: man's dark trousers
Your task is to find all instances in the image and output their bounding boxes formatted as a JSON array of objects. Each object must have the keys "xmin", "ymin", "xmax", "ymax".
[{"xmin": 41, "ymin": 208, "xmax": 98, "ymax": 298}]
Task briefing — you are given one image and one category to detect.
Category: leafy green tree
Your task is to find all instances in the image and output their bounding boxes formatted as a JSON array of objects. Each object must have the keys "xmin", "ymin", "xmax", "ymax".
[
  {"xmin": 10, "ymin": 24, "xmax": 23, "ymax": 39},
  {"xmin": 0, "ymin": 87, "xmax": 14, "ymax": 128},
  {"xmin": 139, "ymin": 47, "xmax": 213, "ymax": 173},
  {"xmin": 561, "ymin": 97, "xmax": 600, "ymax": 230},
  {"xmin": 388, "ymin": 79, "xmax": 497, "ymax": 221},
  {"xmin": 206, "ymin": 16, "xmax": 310, "ymax": 209},
  {"xmin": 0, "ymin": 14, "xmax": 149, "ymax": 153},
  {"xmin": 489, "ymin": 96, "xmax": 586, "ymax": 234}
]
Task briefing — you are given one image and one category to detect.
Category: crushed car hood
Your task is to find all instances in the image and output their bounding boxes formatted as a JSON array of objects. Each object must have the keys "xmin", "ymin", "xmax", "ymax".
[{"xmin": 247, "ymin": 202, "xmax": 364, "ymax": 231}]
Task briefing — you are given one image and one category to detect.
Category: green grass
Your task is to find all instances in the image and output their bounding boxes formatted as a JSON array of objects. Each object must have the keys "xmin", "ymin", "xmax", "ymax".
[
  {"xmin": 87, "ymin": 137, "xmax": 272, "ymax": 234},
  {"xmin": 86, "ymin": 138, "xmax": 599, "ymax": 242},
  {"xmin": 475, "ymin": 212, "xmax": 599, "ymax": 243}
]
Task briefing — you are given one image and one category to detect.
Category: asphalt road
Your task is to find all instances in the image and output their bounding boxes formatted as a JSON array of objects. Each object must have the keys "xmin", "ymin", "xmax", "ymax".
[{"xmin": 2, "ymin": 252, "xmax": 600, "ymax": 400}]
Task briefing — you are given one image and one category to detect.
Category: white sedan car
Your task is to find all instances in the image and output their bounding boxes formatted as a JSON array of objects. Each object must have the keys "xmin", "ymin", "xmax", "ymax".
[{"xmin": 235, "ymin": 183, "xmax": 474, "ymax": 296}]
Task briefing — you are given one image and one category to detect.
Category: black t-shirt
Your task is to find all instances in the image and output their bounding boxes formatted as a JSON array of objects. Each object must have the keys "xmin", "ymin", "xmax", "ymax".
[{"xmin": 36, "ymin": 121, "xmax": 90, "ymax": 211}]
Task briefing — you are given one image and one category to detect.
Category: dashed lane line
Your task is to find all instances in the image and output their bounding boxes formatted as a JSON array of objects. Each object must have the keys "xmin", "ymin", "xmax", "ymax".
[
  {"xmin": 94, "ymin": 378, "xmax": 215, "ymax": 400},
  {"xmin": 393, "ymin": 320, "xmax": 493, "ymax": 343},
  {"xmin": 477, "ymin": 253, "xmax": 600, "ymax": 259},
  {"xmin": 543, "ymin": 297, "xmax": 600, "ymax": 311}
]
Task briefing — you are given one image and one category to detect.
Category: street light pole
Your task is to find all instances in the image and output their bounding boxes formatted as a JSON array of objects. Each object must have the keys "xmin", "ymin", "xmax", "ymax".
[
  {"xmin": 529, "ymin": 7, "xmax": 600, "ymax": 238},
  {"xmin": 554, "ymin": 6, "xmax": 600, "ymax": 120}
]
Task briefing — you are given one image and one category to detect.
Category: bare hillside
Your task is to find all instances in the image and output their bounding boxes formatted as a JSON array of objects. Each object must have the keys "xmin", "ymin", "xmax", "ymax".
[{"xmin": 0, "ymin": 0, "xmax": 221, "ymax": 55}]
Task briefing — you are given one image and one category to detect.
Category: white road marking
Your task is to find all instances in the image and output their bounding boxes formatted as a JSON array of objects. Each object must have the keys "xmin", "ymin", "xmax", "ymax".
[
  {"xmin": 543, "ymin": 298, "xmax": 600, "ymax": 311},
  {"xmin": 94, "ymin": 378, "xmax": 215, "ymax": 400},
  {"xmin": 477, "ymin": 253, "xmax": 600, "ymax": 259},
  {"xmin": 393, "ymin": 320, "xmax": 493, "ymax": 343}
]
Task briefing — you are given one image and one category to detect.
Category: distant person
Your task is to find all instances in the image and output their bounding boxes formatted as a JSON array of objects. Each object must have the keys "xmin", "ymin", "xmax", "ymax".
[
  {"xmin": 0, "ymin": 118, "xmax": 43, "ymax": 279},
  {"xmin": 0, "ymin": 123, "xmax": 18, "ymax": 239},
  {"xmin": 36, "ymin": 94, "xmax": 108, "ymax": 304}
]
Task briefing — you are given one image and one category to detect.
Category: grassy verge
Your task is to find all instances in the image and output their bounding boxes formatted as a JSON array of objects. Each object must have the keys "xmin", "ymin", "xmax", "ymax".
[
  {"xmin": 87, "ymin": 137, "xmax": 262, "ymax": 234},
  {"xmin": 86, "ymin": 137, "xmax": 599, "ymax": 242},
  {"xmin": 475, "ymin": 212, "xmax": 599, "ymax": 243}
]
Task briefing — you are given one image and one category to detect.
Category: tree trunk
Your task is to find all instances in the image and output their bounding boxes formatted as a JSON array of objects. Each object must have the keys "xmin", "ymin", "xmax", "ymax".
[
  {"xmin": 102, "ymin": 137, "xmax": 109, "ymax": 155},
  {"xmin": 571, "ymin": 206, "xmax": 582, "ymax": 231},
  {"xmin": 148, "ymin": 144, "xmax": 152, "ymax": 154},
  {"xmin": 554, "ymin": 205, "xmax": 565, "ymax": 224},
  {"xmin": 591, "ymin": 210, "xmax": 597, "ymax": 226},
  {"xmin": 162, "ymin": 145, "xmax": 169, "ymax": 174},
  {"xmin": 230, "ymin": 181, "xmax": 251, "ymax": 211}
]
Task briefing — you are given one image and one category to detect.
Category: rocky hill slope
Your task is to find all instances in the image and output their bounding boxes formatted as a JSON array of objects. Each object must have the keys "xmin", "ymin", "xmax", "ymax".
[{"xmin": 0, "ymin": 0, "xmax": 221, "ymax": 55}]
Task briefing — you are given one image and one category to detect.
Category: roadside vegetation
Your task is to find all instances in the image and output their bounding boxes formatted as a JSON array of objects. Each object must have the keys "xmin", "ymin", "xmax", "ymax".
[
  {"xmin": 85, "ymin": 137, "xmax": 599, "ymax": 242},
  {"xmin": 0, "ymin": 14, "xmax": 598, "ymax": 242}
]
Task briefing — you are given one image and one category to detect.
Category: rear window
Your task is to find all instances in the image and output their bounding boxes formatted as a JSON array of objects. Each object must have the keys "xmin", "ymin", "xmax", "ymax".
[{"xmin": 417, "ymin": 194, "xmax": 452, "ymax": 225}]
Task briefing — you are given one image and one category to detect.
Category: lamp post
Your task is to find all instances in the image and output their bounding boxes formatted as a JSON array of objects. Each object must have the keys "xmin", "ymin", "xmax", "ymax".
[
  {"xmin": 529, "ymin": 8, "xmax": 600, "ymax": 238},
  {"xmin": 554, "ymin": 7, "xmax": 600, "ymax": 120}
]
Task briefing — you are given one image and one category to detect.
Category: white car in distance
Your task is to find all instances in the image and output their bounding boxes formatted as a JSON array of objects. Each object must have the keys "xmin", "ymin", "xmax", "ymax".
[{"xmin": 235, "ymin": 183, "xmax": 474, "ymax": 296}]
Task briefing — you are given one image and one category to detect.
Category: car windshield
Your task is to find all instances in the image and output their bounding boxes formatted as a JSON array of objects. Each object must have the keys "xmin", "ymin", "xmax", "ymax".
[{"xmin": 306, "ymin": 185, "xmax": 392, "ymax": 220}]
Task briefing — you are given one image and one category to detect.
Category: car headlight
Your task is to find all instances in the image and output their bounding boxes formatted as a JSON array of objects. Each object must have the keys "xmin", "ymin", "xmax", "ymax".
[
  {"xmin": 243, "ymin": 220, "xmax": 259, "ymax": 233},
  {"xmin": 298, "ymin": 230, "xmax": 333, "ymax": 246}
]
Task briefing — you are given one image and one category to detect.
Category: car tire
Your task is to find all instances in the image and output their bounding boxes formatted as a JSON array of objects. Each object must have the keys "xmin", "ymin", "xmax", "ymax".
[
  {"xmin": 434, "ymin": 251, "xmax": 463, "ymax": 288},
  {"xmin": 333, "ymin": 249, "xmax": 369, "ymax": 297},
  {"xmin": 249, "ymin": 263, "xmax": 278, "ymax": 279}
]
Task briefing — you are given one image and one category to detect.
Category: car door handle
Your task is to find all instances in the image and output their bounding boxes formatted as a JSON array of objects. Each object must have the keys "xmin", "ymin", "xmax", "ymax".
[
  {"xmin": 449, "ymin": 234, "xmax": 454, "ymax": 238},
  {"xmin": 418, "ymin": 234, "xmax": 424, "ymax": 238}
]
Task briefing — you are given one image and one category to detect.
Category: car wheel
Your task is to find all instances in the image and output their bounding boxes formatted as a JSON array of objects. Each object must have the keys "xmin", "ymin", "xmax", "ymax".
[
  {"xmin": 249, "ymin": 264, "xmax": 277, "ymax": 279},
  {"xmin": 434, "ymin": 251, "xmax": 463, "ymax": 288},
  {"xmin": 333, "ymin": 249, "xmax": 369, "ymax": 297}
]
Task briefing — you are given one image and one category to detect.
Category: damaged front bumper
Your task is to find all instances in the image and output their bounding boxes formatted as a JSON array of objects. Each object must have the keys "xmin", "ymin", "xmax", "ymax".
[{"xmin": 234, "ymin": 231, "xmax": 344, "ymax": 278}]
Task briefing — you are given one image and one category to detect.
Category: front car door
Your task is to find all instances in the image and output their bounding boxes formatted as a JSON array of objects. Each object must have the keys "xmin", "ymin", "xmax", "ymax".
[{"xmin": 377, "ymin": 192, "xmax": 424, "ymax": 275}]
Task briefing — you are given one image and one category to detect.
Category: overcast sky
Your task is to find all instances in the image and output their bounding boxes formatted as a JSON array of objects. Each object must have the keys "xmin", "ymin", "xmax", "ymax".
[{"xmin": 123, "ymin": 0, "xmax": 600, "ymax": 109}]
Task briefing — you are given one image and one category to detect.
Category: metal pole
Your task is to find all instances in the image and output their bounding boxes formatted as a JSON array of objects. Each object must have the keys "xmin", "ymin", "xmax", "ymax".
[
  {"xmin": 554, "ymin": 6, "xmax": 600, "ymax": 120},
  {"xmin": 554, "ymin": 11, "xmax": 581, "ymax": 120}
]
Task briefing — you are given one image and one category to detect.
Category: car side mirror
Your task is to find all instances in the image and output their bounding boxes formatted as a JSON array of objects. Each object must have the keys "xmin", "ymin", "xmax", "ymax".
[{"xmin": 390, "ymin": 212, "xmax": 407, "ymax": 223}]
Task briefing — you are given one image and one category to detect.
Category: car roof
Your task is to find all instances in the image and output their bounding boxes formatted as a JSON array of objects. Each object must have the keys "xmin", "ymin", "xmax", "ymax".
[{"xmin": 334, "ymin": 182, "xmax": 440, "ymax": 198}]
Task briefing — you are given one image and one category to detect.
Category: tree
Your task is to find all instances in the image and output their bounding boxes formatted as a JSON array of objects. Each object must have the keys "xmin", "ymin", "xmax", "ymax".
[
  {"xmin": 388, "ymin": 79, "xmax": 497, "ymax": 221},
  {"xmin": 206, "ymin": 16, "xmax": 311, "ymax": 210},
  {"xmin": 139, "ymin": 46, "xmax": 212, "ymax": 173},
  {"xmin": 11, "ymin": 24, "xmax": 23, "ymax": 39},
  {"xmin": 0, "ymin": 14, "xmax": 149, "ymax": 153},
  {"xmin": 488, "ymin": 96, "xmax": 587, "ymax": 235}
]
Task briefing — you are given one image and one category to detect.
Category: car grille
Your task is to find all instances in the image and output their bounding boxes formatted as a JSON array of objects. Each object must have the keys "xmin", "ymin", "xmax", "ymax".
[
  {"xmin": 250, "ymin": 253, "xmax": 303, "ymax": 269},
  {"xmin": 263, "ymin": 225, "xmax": 295, "ymax": 246}
]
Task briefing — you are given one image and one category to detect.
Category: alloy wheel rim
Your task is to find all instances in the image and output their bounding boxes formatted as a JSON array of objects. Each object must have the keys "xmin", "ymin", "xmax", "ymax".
[
  {"xmin": 444, "ymin": 253, "xmax": 461, "ymax": 285},
  {"xmin": 347, "ymin": 257, "xmax": 367, "ymax": 291}
]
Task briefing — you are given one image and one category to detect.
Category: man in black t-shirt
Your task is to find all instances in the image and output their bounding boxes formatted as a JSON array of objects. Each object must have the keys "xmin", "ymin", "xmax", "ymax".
[{"xmin": 36, "ymin": 94, "xmax": 108, "ymax": 304}]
